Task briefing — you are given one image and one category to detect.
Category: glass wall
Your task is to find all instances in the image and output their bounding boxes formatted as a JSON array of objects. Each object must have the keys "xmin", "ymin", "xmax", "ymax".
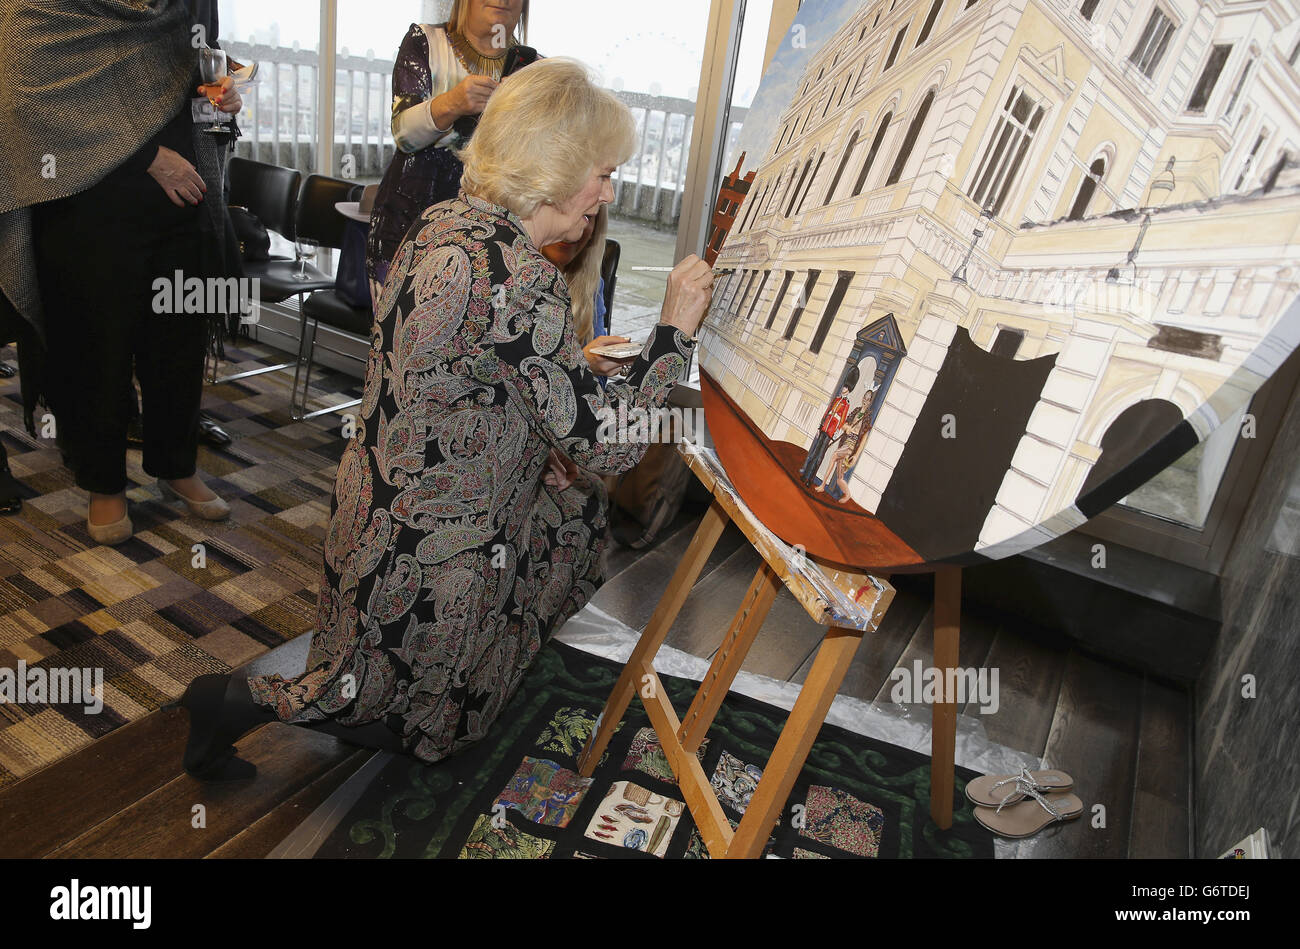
[
  {"xmin": 220, "ymin": 0, "xmax": 321, "ymax": 173},
  {"xmin": 722, "ymin": 0, "xmax": 775, "ymax": 183},
  {"xmin": 530, "ymin": 0, "xmax": 713, "ymax": 336},
  {"xmin": 335, "ymin": 2, "xmax": 441, "ymax": 185},
  {"xmin": 1118, "ymin": 402, "xmax": 1248, "ymax": 529}
]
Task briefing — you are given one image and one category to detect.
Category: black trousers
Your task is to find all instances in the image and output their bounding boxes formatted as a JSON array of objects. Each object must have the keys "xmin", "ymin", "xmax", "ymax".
[
  {"xmin": 33, "ymin": 189, "xmax": 208, "ymax": 496},
  {"xmin": 801, "ymin": 432, "xmax": 832, "ymax": 482}
]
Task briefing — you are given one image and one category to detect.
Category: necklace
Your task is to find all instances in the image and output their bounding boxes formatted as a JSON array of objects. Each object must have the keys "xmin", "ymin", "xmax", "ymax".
[{"xmin": 448, "ymin": 28, "xmax": 512, "ymax": 78}]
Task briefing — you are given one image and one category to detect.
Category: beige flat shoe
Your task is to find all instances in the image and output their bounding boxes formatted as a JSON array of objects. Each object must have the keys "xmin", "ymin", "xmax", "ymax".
[
  {"xmin": 973, "ymin": 790, "xmax": 1084, "ymax": 839},
  {"xmin": 965, "ymin": 767, "xmax": 1074, "ymax": 807},
  {"xmin": 87, "ymin": 511, "xmax": 133, "ymax": 545},
  {"xmin": 160, "ymin": 480, "xmax": 231, "ymax": 521}
]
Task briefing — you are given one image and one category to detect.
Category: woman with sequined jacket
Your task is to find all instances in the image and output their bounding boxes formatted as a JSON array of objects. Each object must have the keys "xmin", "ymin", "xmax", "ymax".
[{"xmin": 365, "ymin": 0, "xmax": 530, "ymax": 301}]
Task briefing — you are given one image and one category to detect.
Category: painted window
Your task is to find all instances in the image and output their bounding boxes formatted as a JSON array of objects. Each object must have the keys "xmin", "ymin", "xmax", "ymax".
[
  {"xmin": 990, "ymin": 328, "xmax": 1025, "ymax": 358},
  {"xmin": 915, "ymin": 0, "xmax": 944, "ymax": 48},
  {"xmin": 1223, "ymin": 55, "xmax": 1255, "ymax": 119},
  {"xmin": 969, "ymin": 84, "xmax": 1046, "ymax": 216},
  {"xmin": 853, "ymin": 111, "xmax": 893, "ymax": 196},
  {"xmin": 1186, "ymin": 44, "xmax": 1232, "ymax": 113},
  {"xmin": 885, "ymin": 89, "xmax": 935, "ymax": 185},
  {"xmin": 1235, "ymin": 131, "xmax": 1269, "ymax": 191},
  {"xmin": 765, "ymin": 271, "xmax": 795, "ymax": 330},
  {"xmin": 796, "ymin": 152, "xmax": 827, "ymax": 213},
  {"xmin": 854, "ymin": 54, "xmax": 873, "ymax": 94},
  {"xmin": 825, "ymin": 130, "xmax": 861, "ymax": 205},
  {"xmin": 746, "ymin": 271, "xmax": 771, "ymax": 321},
  {"xmin": 1079, "ymin": 0, "xmax": 1100, "ymax": 20},
  {"xmin": 810, "ymin": 271, "xmax": 855, "ymax": 354},
  {"xmin": 1068, "ymin": 157, "xmax": 1106, "ymax": 220},
  {"xmin": 883, "ymin": 26, "xmax": 907, "ymax": 71},
  {"xmin": 1129, "ymin": 6, "xmax": 1176, "ymax": 79},
  {"xmin": 734, "ymin": 270, "xmax": 761, "ymax": 316},
  {"xmin": 784, "ymin": 271, "xmax": 822, "ymax": 340}
]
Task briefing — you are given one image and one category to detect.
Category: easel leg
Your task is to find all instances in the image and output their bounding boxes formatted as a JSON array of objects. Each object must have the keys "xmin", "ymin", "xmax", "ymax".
[
  {"xmin": 677, "ymin": 562, "xmax": 781, "ymax": 754},
  {"xmin": 728, "ymin": 626, "xmax": 863, "ymax": 858},
  {"xmin": 576, "ymin": 499, "xmax": 728, "ymax": 777},
  {"xmin": 930, "ymin": 565, "xmax": 961, "ymax": 830}
]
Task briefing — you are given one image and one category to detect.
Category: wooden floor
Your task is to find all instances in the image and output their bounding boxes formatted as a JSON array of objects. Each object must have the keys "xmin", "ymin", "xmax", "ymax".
[{"xmin": 0, "ymin": 506, "xmax": 1192, "ymax": 858}]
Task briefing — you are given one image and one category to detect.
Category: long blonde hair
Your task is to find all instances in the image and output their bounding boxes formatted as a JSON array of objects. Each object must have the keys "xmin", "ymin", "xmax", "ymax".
[
  {"xmin": 564, "ymin": 206, "xmax": 608, "ymax": 346},
  {"xmin": 447, "ymin": 0, "xmax": 529, "ymax": 44}
]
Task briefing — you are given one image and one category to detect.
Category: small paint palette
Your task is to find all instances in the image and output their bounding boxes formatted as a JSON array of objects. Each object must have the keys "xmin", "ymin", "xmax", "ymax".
[{"xmin": 589, "ymin": 342, "xmax": 643, "ymax": 360}]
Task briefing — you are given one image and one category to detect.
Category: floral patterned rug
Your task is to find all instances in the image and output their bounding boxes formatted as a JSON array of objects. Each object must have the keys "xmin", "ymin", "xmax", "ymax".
[{"xmin": 306, "ymin": 640, "xmax": 993, "ymax": 859}]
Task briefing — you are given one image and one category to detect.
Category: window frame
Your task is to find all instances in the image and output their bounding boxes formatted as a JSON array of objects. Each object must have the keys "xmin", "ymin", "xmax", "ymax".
[
  {"xmin": 883, "ymin": 25, "xmax": 908, "ymax": 72},
  {"xmin": 966, "ymin": 81, "xmax": 1049, "ymax": 218},
  {"xmin": 1185, "ymin": 43, "xmax": 1233, "ymax": 114},
  {"xmin": 1128, "ymin": 4, "xmax": 1178, "ymax": 81}
]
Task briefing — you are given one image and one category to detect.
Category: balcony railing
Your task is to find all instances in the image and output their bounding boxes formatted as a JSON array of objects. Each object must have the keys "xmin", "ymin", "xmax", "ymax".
[{"xmin": 223, "ymin": 41, "xmax": 744, "ymax": 228}]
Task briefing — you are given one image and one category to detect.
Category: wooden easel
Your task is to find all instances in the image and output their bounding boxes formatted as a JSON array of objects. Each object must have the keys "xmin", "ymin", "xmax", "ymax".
[{"xmin": 577, "ymin": 444, "xmax": 965, "ymax": 858}]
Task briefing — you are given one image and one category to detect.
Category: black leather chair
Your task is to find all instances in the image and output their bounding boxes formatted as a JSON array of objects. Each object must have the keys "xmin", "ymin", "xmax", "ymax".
[
  {"xmin": 212, "ymin": 157, "xmax": 308, "ymax": 384},
  {"xmin": 291, "ymin": 174, "xmax": 370, "ymax": 420},
  {"xmin": 229, "ymin": 157, "xmax": 333, "ymax": 305},
  {"xmin": 601, "ymin": 238, "xmax": 620, "ymax": 333}
]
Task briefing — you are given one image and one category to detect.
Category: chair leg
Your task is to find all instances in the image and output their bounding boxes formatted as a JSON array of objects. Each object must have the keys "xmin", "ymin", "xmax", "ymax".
[
  {"xmin": 203, "ymin": 345, "xmax": 219, "ymax": 385},
  {"xmin": 289, "ymin": 310, "xmax": 318, "ymax": 421},
  {"xmin": 212, "ymin": 361, "xmax": 296, "ymax": 385}
]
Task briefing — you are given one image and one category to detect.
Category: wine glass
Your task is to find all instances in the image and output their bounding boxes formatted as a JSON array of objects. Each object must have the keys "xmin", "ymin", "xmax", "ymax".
[
  {"xmin": 293, "ymin": 237, "xmax": 319, "ymax": 281},
  {"xmin": 198, "ymin": 47, "xmax": 229, "ymax": 134}
]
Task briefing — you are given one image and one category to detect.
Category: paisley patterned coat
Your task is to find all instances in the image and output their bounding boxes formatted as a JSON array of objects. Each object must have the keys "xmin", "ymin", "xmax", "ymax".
[{"xmin": 248, "ymin": 193, "xmax": 694, "ymax": 763}]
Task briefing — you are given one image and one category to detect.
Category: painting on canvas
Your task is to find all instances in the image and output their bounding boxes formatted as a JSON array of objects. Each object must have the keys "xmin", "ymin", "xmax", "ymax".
[{"xmin": 699, "ymin": 0, "xmax": 1300, "ymax": 570}]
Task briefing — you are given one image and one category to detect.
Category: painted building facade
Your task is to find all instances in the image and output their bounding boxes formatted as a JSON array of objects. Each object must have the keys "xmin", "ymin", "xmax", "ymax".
[{"xmin": 700, "ymin": 0, "xmax": 1300, "ymax": 558}]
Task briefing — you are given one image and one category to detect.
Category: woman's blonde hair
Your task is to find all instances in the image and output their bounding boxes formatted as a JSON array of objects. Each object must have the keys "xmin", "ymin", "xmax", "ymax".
[
  {"xmin": 447, "ymin": 0, "xmax": 529, "ymax": 44},
  {"xmin": 460, "ymin": 58, "xmax": 637, "ymax": 220},
  {"xmin": 564, "ymin": 205, "xmax": 608, "ymax": 345}
]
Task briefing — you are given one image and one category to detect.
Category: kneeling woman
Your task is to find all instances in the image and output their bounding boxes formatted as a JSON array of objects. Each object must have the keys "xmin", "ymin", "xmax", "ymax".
[{"xmin": 176, "ymin": 58, "xmax": 713, "ymax": 777}]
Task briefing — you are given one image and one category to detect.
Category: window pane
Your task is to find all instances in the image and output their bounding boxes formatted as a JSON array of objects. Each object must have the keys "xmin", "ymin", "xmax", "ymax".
[
  {"xmin": 723, "ymin": 0, "xmax": 776, "ymax": 176},
  {"xmin": 765, "ymin": 270, "xmax": 794, "ymax": 329},
  {"xmin": 222, "ymin": 0, "xmax": 322, "ymax": 176},
  {"xmin": 1186, "ymin": 43, "xmax": 1231, "ymax": 112},
  {"xmin": 884, "ymin": 27, "xmax": 906, "ymax": 70},
  {"xmin": 335, "ymin": 2, "xmax": 431, "ymax": 187},
  {"xmin": 784, "ymin": 271, "xmax": 821, "ymax": 340},
  {"xmin": 853, "ymin": 111, "xmax": 892, "ymax": 195},
  {"xmin": 531, "ymin": 0, "xmax": 711, "ymax": 339},
  {"xmin": 810, "ymin": 271, "xmax": 854, "ymax": 353},
  {"xmin": 1120, "ymin": 403, "xmax": 1248, "ymax": 529},
  {"xmin": 916, "ymin": 0, "xmax": 944, "ymax": 47},
  {"xmin": 886, "ymin": 89, "xmax": 933, "ymax": 184}
]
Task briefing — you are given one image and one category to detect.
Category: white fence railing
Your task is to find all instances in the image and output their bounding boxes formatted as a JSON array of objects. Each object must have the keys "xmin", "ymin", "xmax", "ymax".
[{"xmin": 224, "ymin": 42, "xmax": 745, "ymax": 227}]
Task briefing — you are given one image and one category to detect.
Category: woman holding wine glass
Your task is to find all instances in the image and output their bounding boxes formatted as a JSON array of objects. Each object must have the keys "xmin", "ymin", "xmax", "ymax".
[
  {"xmin": 365, "ymin": 0, "xmax": 530, "ymax": 303},
  {"xmin": 0, "ymin": 0, "xmax": 242, "ymax": 544}
]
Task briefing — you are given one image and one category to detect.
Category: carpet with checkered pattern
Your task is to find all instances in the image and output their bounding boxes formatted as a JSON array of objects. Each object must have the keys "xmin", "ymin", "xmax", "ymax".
[{"xmin": 0, "ymin": 343, "xmax": 358, "ymax": 788}]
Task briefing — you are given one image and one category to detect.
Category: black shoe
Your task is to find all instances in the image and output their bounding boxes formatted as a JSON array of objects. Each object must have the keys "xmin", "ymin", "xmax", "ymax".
[
  {"xmin": 0, "ymin": 362, "xmax": 16, "ymax": 379},
  {"xmin": 168, "ymin": 673, "xmax": 270, "ymax": 782},
  {"xmin": 198, "ymin": 415, "xmax": 232, "ymax": 448}
]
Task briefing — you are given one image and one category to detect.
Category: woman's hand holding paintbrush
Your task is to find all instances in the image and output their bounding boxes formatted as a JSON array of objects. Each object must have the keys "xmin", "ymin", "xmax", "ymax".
[
  {"xmin": 593, "ymin": 258, "xmax": 717, "ymax": 358},
  {"xmin": 657, "ymin": 255, "xmax": 714, "ymax": 339}
]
